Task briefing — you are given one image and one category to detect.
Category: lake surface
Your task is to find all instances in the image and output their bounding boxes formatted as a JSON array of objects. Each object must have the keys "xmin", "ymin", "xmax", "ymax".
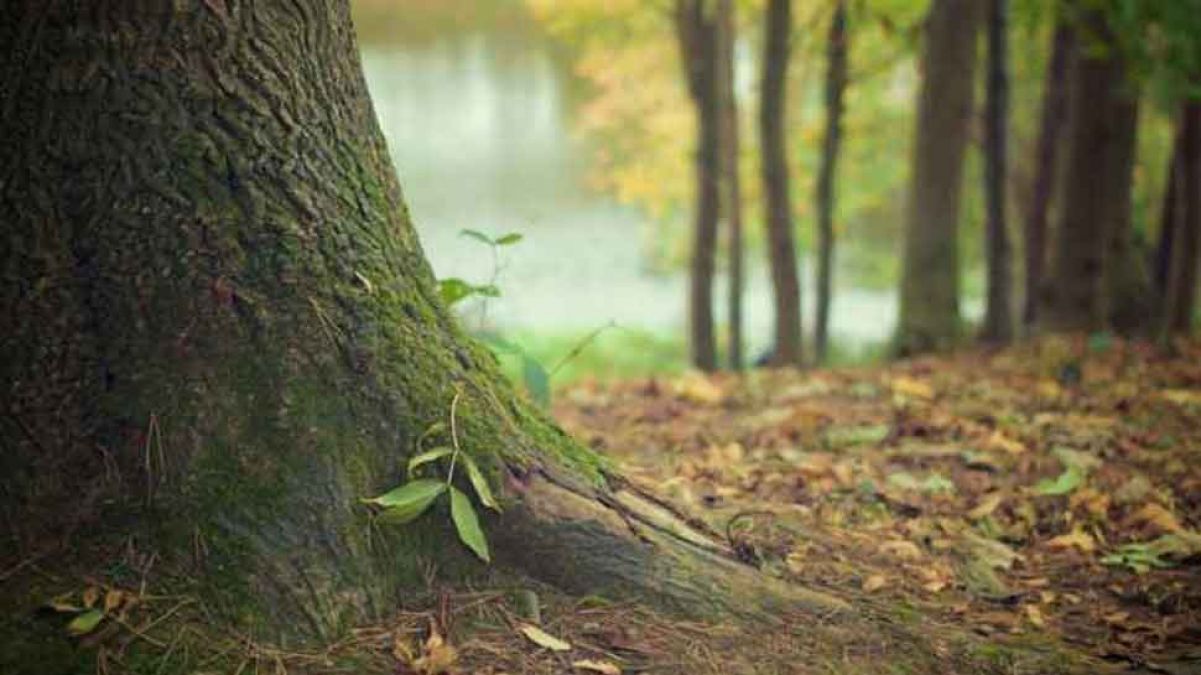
[{"xmin": 354, "ymin": 0, "xmax": 930, "ymax": 356}]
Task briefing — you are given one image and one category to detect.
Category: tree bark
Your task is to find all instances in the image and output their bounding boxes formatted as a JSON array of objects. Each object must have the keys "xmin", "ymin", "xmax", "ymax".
[
  {"xmin": 717, "ymin": 0, "xmax": 744, "ymax": 370},
  {"xmin": 1163, "ymin": 103, "xmax": 1201, "ymax": 335},
  {"xmin": 1153, "ymin": 146, "xmax": 1181, "ymax": 305},
  {"xmin": 760, "ymin": 0, "xmax": 802, "ymax": 367},
  {"xmin": 815, "ymin": 0, "xmax": 848, "ymax": 364},
  {"xmin": 1022, "ymin": 23, "xmax": 1073, "ymax": 328},
  {"xmin": 1040, "ymin": 13, "xmax": 1138, "ymax": 333},
  {"xmin": 676, "ymin": 0, "xmax": 721, "ymax": 372},
  {"xmin": 980, "ymin": 0, "xmax": 1014, "ymax": 343},
  {"xmin": 1101, "ymin": 97, "xmax": 1145, "ymax": 333},
  {"xmin": 1, "ymin": 0, "xmax": 841, "ymax": 642},
  {"xmin": 897, "ymin": 0, "xmax": 982, "ymax": 355}
]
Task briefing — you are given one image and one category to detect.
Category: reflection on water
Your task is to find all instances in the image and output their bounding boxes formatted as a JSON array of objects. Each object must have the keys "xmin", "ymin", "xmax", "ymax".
[{"xmin": 354, "ymin": 0, "xmax": 923, "ymax": 354}]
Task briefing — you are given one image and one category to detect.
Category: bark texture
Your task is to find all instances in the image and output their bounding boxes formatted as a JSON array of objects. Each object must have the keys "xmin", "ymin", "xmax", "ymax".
[
  {"xmin": 0, "ymin": 0, "xmax": 836, "ymax": 642},
  {"xmin": 717, "ymin": 0, "xmax": 744, "ymax": 370},
  {"xmin": 1041, "ymin": 15, "xmax": 1138, "ymax": 333},
  {"xmin": 1163, "ymin": 103, "xmax": 1201, "ymax": 335},
  {"xmin": 815, "ymin": 0, "xmax": 848, "ymax": 364},
  {"xmin": 676, "ymin": 0, "xmax": 721, "ymax": 372},
  {"xmin": 981, "ymin": 0, "xmax": 1014, "ymax": 343},
  {"xmin": 1023, "ymin": 23, "xmax": 1073, "ymax": 328},
  {"xmin": 760, "ymin": 0, "xmax": 802, "ymax": 367},
  {"xmin": 897, "ymin": 0, "xmax": 982, "ymax": 355}
]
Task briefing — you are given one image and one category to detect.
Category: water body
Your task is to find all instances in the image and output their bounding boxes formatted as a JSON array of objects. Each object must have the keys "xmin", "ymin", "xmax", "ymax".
[{"xmin": 354, "ymin": 1, "xmax": 945, "ymax": 356}]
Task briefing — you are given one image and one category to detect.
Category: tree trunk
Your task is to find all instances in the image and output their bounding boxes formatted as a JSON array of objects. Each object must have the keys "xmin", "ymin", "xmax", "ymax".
[
  {"xmin": 815, "ymin": 0, "xmax": 848, "ymax": 364},
  {"xmin": 1023, "ymin": 23, "xmax": 1073, "ymax": 328},
  {"xmin": 760, "ymin": 0, "xmax": 802, "ymax": 366},
  {"xmin": 1153, "ymin": 146, "xmax": 1181, "ymax": 305},
  {"xmin": 676, "ymin": 0, "xmax": 721, "ymax": 372},
  {"xmin": 1, "ymin": 0, "xmax": 841, "ymax": 642},
  {"xmin": 718, "ymin": 0, "xmax": 744, "ymax": 370},
  {"xmin": 1163, "ymin": 103, "xmax": 1201, "ymax": 335},
  {"xmin": 897, "ymin": 0, "xmax": 982, "ymax": 355},
  {"xmin": 980, "ymin": 0, "xmax": 1014, "ymax": 343},
  {"xmin": 1101, "ymin": 97, "xmax": 1145, "ymax": 333},
  {"xmin": 1040, "ymin": 14, "xmax": 1137, "ymax": 333}
]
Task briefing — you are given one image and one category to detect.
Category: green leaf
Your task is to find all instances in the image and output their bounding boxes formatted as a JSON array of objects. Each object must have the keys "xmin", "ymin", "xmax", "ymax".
[
  {"xmin": 522, "ymin": 356, "xmax": 551, "ymax": 407},
  {"xmin": 1035, "ymin": 467, "xmax": 1084, "ymax": 496},
  {"xmin": 460, "ymin": 453, "xmax": 500, "ymax": 511},
  {"xmin": 474, "ymin": 284, "xmax": 501, "ymax": 298},
  {"xmin": 408, "ymin": 447, "xmax": 453, "ymax": 477},
  {"xmin": 495, "ymin": 232, "xmax": 524, "ymax": 246},
  {"xmin": 438, "ymin": 278, "xmax": 475, "ymax": 306},
  {"xmin": 460, "ymin": 229, "xmax": 494, "ymax": 246},
  {"xmin": 67, "ymin": 609, "xmax": 105, "ymax": 636},
  {"xmin": 362, "ymin": 478, "xmax": 449, "ymax": 509},
  {"xmin": 450, "ymin": 487, "xmax": 490, "ymax": 562}
]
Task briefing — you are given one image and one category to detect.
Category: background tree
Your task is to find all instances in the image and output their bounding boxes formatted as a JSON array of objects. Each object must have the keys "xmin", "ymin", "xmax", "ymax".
[
  {"xmin": 717, "ymin": 0, "xmax": 744, "ymax": 370},
  {"xmin": 815, "ymin": 0, "xmax": 848, "ymax": 363},
  {"xmin": 1161, "ymin": 103, "xmax": 1201, "ymax": 335},
  {"xmin": 1040, "ymin": 10, "xmax": 1139, "ymax": 332},
  {"xmin": 981, "ymin": 0, "xmax": 1014, "ymax": 343},
  {"xmin": 760, "ymin": 0, "xmax": 802, "ymax": 366},
  {"xmin": 675, "ymin": 0, "xmax": 721, "ymax": 371},
  {"xmin": 897, "ymin": 0, "xmax": 983, "ymax": 354},
  {"xmin": 0, "ymin": 0, "xmax": 826, "ymax": 641},
  {"xmin": 1022, "ymin": 21, "xmax": 1074, "ymax": 329}
]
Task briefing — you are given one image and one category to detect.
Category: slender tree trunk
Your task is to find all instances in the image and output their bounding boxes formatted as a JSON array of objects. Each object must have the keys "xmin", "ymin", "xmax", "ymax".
[
  {"xmin": 718, "ymin": 0, "xmax": 744, "ymax": 370},
  {"xmin": 1023, "ymin": 23, "xmax": 1074, "ymax": 328},
  {"xmin": 981, "ymin": 0, "xmax": 1014, "ymax": 343},
  {"xmin": 1153, "ymin": 146, "xmax": 1181, "ymax": 304},
  {"xmin": 815, "ymin": 0, "xmax": 848, "ymax": 364},
  {"xmin": 676, "ymin": 0, "xmax": 721, "ymax": 371},
  {"xmin": 1164, "ymin": 103, "xmax": 1201, "ymax": 335},
  {"xmin": 897, "ymin": 0, "xmax": 982, "ymax": 355},
  {"xmin": 1102, "ymin": 97, "xmax": 1145, "ymax": 333},
  {"xmin": 1040, "ymin": 14, "xmax": 1137, "ymax": 333},
  {"xmin": 1, "ymin": 0, "xmax": 841, "ymax": 642},
  {"xmin": 760, "ymin": 0, "xmax": 802, "ymax": 366}
]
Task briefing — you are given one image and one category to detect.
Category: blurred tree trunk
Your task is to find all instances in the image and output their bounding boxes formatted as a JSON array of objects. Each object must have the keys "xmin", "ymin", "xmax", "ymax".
[
  {"xmin": 1101, "ymin": 98, "xmax": 1145, "ymax": 333},
  {"xmin": 1023, "ymin": 23, "xmax": 1074, "ymax": 328},
  {"xmin": 1041, "ymin": 14, "xmax": 1138, "ymax": 333},
  {"xmin": 676, "ymin": 0, "xmax": 721, "ymax": 371},
  {"xmin": 980, "ymin": 0, "xmax": 1014, "ymax": 343},
  {"xmin": 1162, "ymin": 103, "xmax": 1201, "ymax": 335},
  {"xmin": 815, "ymin": 0, "xmax": 848, "ymax": 364},
  {"xmin": 717, "ymin": 0, "xmax": 744, "ymax": 370},
  {"xmin": 897, "ymin": 0, "xmax": 982, "ymax": 355},
  {"xmin": 1, "ymin": 0, "xmax": 822, "ymax": 643},
  {"xmin": 1153, "ymin": 147, "xmax": 1181, "ymax": 304},
  {"xmin": 760, "ymin": 0, "xmax": 802, "ymax": 366}
]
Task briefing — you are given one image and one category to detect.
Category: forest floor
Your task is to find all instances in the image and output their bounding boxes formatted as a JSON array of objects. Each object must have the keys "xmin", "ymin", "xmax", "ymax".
[{"xmin": 12, "ymin": 337, "xmax": 1201, "ymax": 674}]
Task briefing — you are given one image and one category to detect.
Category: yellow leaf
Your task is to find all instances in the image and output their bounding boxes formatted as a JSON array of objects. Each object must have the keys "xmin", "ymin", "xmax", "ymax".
[
  {"xmin": 519, "ymin": 624, "xmax": 572, "ymax": 652},
  {"xmin": 879, "ymin": 540, "xmax": 923, "ymax": 560},
  {"xmin": 1160, "ymin": 389, "xmax": 1201, "ymax": 406},
  {"xmin": 81, "ymin": 586, "xmax": 100, "ymax": 609},
  {"xmin": 863, "ymin": 574, "xmax": 887, "ymax": 592},
  {"xmin": 1046, "ymin": 528, "xmax": 1096, "ymax": 553},
  {"xmin": 1129, "ymin": 503, "xmax": 1183, "ymax": 534},
  {"xmin": 674, "ymin": 372, "xmax": 724, "ymax": 405},
  {"xmin": 968, "ymin": 494, "xmax": 1003, "ymax": 520},
  {"xmin": 572, "ymin": 659, "xmax": 622, "ymax": 674},
  {"xmin": 103, "ymin": 589, "xmax": 123, "ymax": 613},
  {"xmin": 1024, "ymin": 605, "xmax": 1046, "ymax": 628},
  {"xmin": 891, "ymin": 376, "xmax": 934, "ymax": 400},
  {"xmin": 412, "ymin": 625, "xmax": 458, "ymax": 675},
  {"xmin": 987, "ymin": 431, "xmax": 1027, "ymax": 455}
]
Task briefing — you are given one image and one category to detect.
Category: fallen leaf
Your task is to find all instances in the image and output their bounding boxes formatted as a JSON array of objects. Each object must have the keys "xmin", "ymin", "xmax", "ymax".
[
  {"xmin": 674, "ymin": 372, "xmax": 724, "ymax": 405},
  {"xmin": 103, "ymin": 589, "xmax": 123, "ymax": 613},
  {"xmin": 1160, "ymin": 389, "xmax": 1201, "ymax": 406},
  {"xmin": 1046, "ymin": 528, "xmax": 1096, "ymax": 553},
  {"xmin": 519, "ymin": 624, "xmax": 572, "ymax": 652},
  {"xmin": 863, "ymin": 574, "xmax": 887, "ymax": 592},
  {"xmin": 879, "ymin": 540, "xmax": 923, "ymax": 560},
  {"xmin": 968, "ymin": 494, "xmax": 1003, "ymax": 520},
  {"xmin": 892, "ymin": 376, "xmax": 934, "ymax": 400},
  {"xmin": 572, "ymin": 659, "xmax": 622, "ymax": 674},
  {"xmin": 412, "ymin": 623, "xmax": 458, "ymax": 674},
  {"xmin": 1025, "ymin": 605, "xmax": 1046, "ymax": 628},
  {"xmin": 81, "ymin": 587, "xmax": 100, "ymax": 609},
  {"xmin": 1128, "ymin": 503, "xmax": 1184, "ymax": 534},
  {"xmin": 986, "ymin": 431, "xmax": 1027, "ymax": 455},
  {"xmin": 67, "ymin": 609, "xmax": 105, "ymax": 636}
]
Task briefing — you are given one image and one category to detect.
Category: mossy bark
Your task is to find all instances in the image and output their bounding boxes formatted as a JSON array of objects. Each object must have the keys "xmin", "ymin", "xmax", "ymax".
[{"xmin": 0, "ymin": 0, "xmax": 833, "ymax": 644}]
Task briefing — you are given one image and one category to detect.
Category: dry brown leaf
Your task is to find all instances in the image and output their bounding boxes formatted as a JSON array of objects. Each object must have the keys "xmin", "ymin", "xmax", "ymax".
[
  {"xmin": 572, "ymin": 659, "xmax": 622, "ymax": 674},
  {"xmin": 1024, "ymin": 605, "xmax": 1046, "ymax": 628},
  {"xmin": 519, "ymin": 624, "xmax": 572, "ymax": 652},
  {"xmin": 674, "ymin": 372, "xmax": 724, "ymax": 405},
  {"xmin": 412, "ymin": 624, "xmax": 458, "ymax": 674},
  {"xmin": 1045, "ymin": 528, "xmax": 1096, "ymax": 553},
  {"xmin": 968, "ymin": 494, "xmax": 1003, "ymax": 520},
  {"xmin": 1160, "ymin": 389, "xmax": 1201, "ymax": 406},
  {"xmin": 862, "ymin": 574, "xmax": 887, "ymax": 592},
  {"xmin": 986, "ymin": 431, "xmax": 1027, "ymax": 455},
  {"xmin": 1069, "ymin": 488, "xmax": 1111, "ymax": 519},
  {"xmin": 81, "ymin": 586, "xmax": 100, "ymax": 609},
  {"xmin": 103, "ymin": 589, "xmax": 123, "ymax": 613}
]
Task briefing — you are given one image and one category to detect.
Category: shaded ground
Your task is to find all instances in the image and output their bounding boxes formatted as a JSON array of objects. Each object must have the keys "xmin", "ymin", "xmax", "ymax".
[
  {"xmin": 552, "ymin": 336, "xmax": 1201, "ymax": 672},
  {"xmin": 6, "ymin": 336, "xmax": 1199, "ymax": 674}
]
